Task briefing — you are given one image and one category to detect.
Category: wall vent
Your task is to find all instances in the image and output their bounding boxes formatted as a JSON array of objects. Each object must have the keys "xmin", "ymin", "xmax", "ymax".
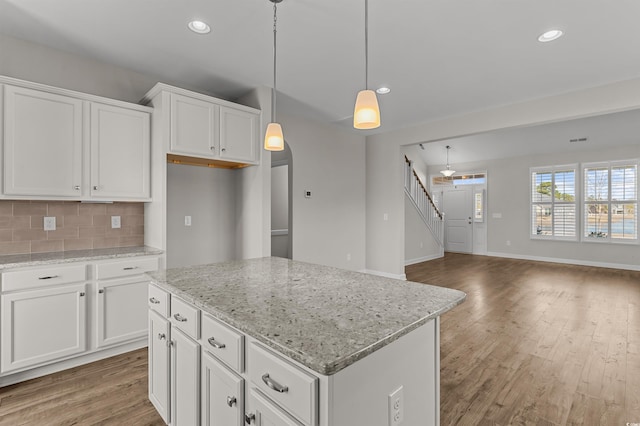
[{"xmin": 569, "ymin": 137, "xmax": 588, "ymax": 143}]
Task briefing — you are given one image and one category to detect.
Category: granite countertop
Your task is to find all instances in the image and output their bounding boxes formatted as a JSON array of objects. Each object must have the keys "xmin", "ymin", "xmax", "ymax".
[
  {"xmin": 0, "ymin": 246, "xmax": 163, "ymax": 270},
  {"xmin": 148, "ymin": 257, "xmax": 466, "ymax": 376}
]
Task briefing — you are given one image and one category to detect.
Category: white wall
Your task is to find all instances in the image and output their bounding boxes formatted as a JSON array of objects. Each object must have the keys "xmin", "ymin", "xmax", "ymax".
[
  {"xmin": 367, "ymin": 77, "xmax": 640, "ymax": 276},
  {"xmin": 280, "ymin": 112, "xmax": 367, "ymax": 271},
  {"xmin": 442, "ymin": 143, "xmax": 640, "ymax": 269},
  {"xmin": 166, "ymin": 164, "xmax": 238, "ymax": 268}
]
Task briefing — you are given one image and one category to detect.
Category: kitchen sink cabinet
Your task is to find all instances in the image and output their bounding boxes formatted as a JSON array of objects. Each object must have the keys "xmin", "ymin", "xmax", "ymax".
[
  {"xmin": 1, "ymin": 283, "xmax": 87, "ymax": 374},
  {"xmin": 0, "ymin": 76, "xmax": 152, "ymax": 201}
]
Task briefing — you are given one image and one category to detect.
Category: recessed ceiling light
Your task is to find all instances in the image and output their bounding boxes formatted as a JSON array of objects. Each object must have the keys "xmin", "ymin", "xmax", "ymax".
[
  {"xmin": 188, "ymin": 20, "xmax": 211, "ymax": 34},
  {"xmin": 376, "ymin": 87, "xmax": 391, "ymax": 95},
  {"xmin": 538, "ymin": 29, "xmax": 563, "ymax": 43}
]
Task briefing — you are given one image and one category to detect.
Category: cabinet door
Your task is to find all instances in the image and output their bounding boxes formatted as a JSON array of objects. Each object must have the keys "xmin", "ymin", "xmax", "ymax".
[
  {"xmin": 90, "ymin": 103, "xmax": 150, "ymax": 200},
  {"xmin": 149, "ymin": 310, "xmax": 170, "ymax": 424},
  {"xmin": 171, "ymin": 327, "xmax": 201, "ymax": 426},
  {"xmin": 201, "ymin": 351, "xmax": 244, "ymax": 426},
  {"xmin": 1, "ymin": 283, "xmax": 87, "ymax": 373},
  {"xmin": 96, "ymin": 278, "xmax": 148, "ymax": 348},
  {"xmin": 170, "ymin": 93, "xmax": 219, "ymax": 158},
  {"xmin": 250, "ymin": 388, "xmax": 303, "ymax": 426},
  {"xmin": 219, "ymin": 106, "xmax": 258, "ymax": 164},
  {"xmin": 4, "ymin": 85, "xmax": 83, "ymax": 197}
]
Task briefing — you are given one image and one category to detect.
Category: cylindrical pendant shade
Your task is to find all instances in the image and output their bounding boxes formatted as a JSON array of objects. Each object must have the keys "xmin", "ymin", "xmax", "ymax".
[
  {"xmin": 353, "ymin": 89, "xmax": 380, "ymax": 129},
  {"xmin": 264, "ymin": 122, "xmax": 285, "ymax": 151}
]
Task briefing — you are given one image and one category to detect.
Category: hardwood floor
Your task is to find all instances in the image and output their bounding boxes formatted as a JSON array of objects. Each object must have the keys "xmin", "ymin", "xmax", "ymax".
[
  {"xmin": 406, "ymin": 253, "xmax": 640, "ymax": 426},
  {"xmin": 1, "ymin": 254, "xmax": 638, "ymax": 425},
  {"xmin": 0, "ymin": 348, "xmax": 164, "ymax": 426}
]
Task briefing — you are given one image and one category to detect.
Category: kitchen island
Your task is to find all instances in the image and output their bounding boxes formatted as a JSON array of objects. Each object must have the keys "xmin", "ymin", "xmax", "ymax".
[{"xmin": 147, "ymin": 257, "xmax": 465, "ymax": 426}]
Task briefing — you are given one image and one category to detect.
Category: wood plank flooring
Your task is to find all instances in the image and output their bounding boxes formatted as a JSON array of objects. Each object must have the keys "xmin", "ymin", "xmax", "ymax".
[
  {"xmin": 0, "ymin": 348, "xmax": 163, "ymax": 426},
  {"xmin": 1, "ymin": 254, "xmax": 638, "ymax": 425},
  {"xmin": 406, "ymin": 253, "xmax": 640, "ymax": 426}
]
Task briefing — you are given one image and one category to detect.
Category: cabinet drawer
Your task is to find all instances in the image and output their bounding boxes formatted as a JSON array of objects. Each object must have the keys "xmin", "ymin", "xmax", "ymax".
[
  {"xmin": 148, "ymin": 285, "xmax": 170, "ymax": 317},
  {"xmin": 248, "ymin": 343, "xmax": 318, "ymax": 426},
  {"xmin": 201, "ymin": 313, "xmax": 244, "ymax": 373},
  {"xmin": 95, "ymin": 256, "xmax": 159, "ymax": 280},
  {"xmin": 2, "ymin": 264, "xmax": 87, "ymax": 292},
  {"xmin": 170, "ymin": 297, "xmax": 199, "ymax": 339}
]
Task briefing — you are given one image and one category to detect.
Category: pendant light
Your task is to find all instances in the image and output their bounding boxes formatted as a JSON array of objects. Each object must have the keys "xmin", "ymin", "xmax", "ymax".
[
  {"xmin": 264, "ymin": 0, "xmax": 285, "ymax": 151},
  {"xmin": 353, "ymin": 0, "xmax": 380, "ymax": 129},
  {"xmin": 440, "ymin": 145, "xmax": 456, "ymax": 177}
]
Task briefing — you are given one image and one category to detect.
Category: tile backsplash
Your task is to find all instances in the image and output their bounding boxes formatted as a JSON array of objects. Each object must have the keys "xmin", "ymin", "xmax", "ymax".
[{"xmin": 0, "ymin": 201, "xmax": 144, "ymax": 255}]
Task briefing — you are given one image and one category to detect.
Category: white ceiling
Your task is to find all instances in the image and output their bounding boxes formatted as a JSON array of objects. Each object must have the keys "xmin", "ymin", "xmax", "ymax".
[
  {"xmin": 417, "ymin": 108, "xmax": 640, "ymax": 167},
  {"xmin": 2, "ymin": 0, "xmax": 640, "ymax": 134}
]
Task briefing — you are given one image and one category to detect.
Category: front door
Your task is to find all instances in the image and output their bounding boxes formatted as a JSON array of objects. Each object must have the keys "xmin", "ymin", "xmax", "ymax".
[{"xmin": 443, "ymin": 185, "xmax": 473, "ymax": 253}]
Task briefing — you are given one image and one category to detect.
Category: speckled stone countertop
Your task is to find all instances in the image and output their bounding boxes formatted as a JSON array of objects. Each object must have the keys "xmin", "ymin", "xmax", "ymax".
[
  {"xmin": 0, "ymin": 246, "xmax": 163, "ymax": 270},
  {"xmin": 148, "ymin": 257, "xmax": 466, "ymax": 376}
]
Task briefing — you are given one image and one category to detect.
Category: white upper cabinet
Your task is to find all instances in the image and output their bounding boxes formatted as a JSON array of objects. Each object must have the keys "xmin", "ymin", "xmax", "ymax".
[
  {"xmin": 4, "ymin": 85, "xmax": 83, "ymax": 197},
  {"xmin": 0, "ymin": 77, "xmax": 152, "ymax": 201},
  {"xmin": 90, "ymin": 102, "xmax": 150, "ymax": 200},
  {"xmin": 219, "ymin": 106, "xmax": 258, "ymax": 164},
  {"xmin": 170, "ymin": 93, "xmax": 219, "ymax": 158}
]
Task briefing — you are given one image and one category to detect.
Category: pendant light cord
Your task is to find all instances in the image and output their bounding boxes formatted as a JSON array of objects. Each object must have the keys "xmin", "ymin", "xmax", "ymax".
[
  {"xmin": 272, "ymin": 2, "xmax": 278, "ymax": 123},
  {"xmin": 364, "ymin": 0, "xmax": 369, "ymax": 90}
]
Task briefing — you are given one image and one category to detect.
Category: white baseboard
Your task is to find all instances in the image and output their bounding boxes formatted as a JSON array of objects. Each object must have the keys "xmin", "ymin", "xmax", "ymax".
[
  {"xmin": 405, "ymin": 253, "xmax": 444, "ymax": 266},
  {"xmin": 361, "ymin": 269, "xmax": 407, "ymax": 281},
  {"xmin": 485, "ymin": 251, "xmax": 640, "ymax": 271}
]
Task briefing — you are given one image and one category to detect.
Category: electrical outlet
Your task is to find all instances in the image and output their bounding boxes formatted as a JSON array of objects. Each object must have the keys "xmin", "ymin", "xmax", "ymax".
[
  {"xmin": 111, "ymin": 216, "xmax": 121, "ymax": 229},
  {"xmin": 43, "ymin": 216, "xmax": 56, "ymax": 231},
  {"xmin": 506, "ymin": 240, "xmax": 511, "ymax": 246},
  {"xmin": 383, "ymin": 213, "xmax": 389, "ymax": 221},
  {"xmin": 388, "ymin": 386, "xmax": 403, "ymax": 426},
  {"xmin": 184, "ymin": 216, "xmax": 192, "ymax": 226},
  {"xmin": 346, "ymin": 253, "xmax": 351, "ymax": 261}
]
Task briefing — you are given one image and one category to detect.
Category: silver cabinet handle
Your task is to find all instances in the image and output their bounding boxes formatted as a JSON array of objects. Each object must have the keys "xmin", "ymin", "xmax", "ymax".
[
  {"xmin": 38, "ymin": 275, "xmax": 59, "ymax": 280},
  {"xmin": 149, "ymin": 297, "xmax": 160, "ymax": 304},
  {"xmin": 79, "ymin": 292, "xmax": 86, "ymax": 297},
  {"xmin": 207, "ymin": 337, "xmax": 226, "ymax": 349},
  {"xmin": 173, "ymin": 313, "xmax": 188, "ymax": 322},
  {"xmin": 245, "ymin": 413, "xmax": 255, "ymax": 424},
  {"xmin": 74, "ymin": 185, "xmax": 80, "ymax": 190},
  {"xmin": 226, "ymin": 396, "xmax": 236, "ymax": 407},
  {"xmin": 221, "ymin": 148, "xmax": 226, "ymax": 152},
  {"xmin": 262, "ymin": 373, "xmax": 288, "ymax": 393},
  {"xmin": 98, "ymin": 289, "xmax": 104, "ymax": 294},
  {"xmin": 123, "ymin": 266, "xmax": 138, "ymax": 270},
  {"xmin": 210, "ymin": 146, "xmax": 215, "ymax": 151},
  {"xmin": 158, "ymin": 333, "xmax": 166, "ymax": 340},
  {"xmin": 93, "ymin": 186, "xmax": 99, "ymax": 190}
]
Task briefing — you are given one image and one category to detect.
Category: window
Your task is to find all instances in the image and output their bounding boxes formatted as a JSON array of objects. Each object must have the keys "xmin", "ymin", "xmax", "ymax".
[
  {"xmin": 583, "ymin": 161, "xmax": 637, "ymax": 242},
  {"xmin": 531, "ymin": 166, "xmax": 577, "ymax": 239},
  {"xmin": 432, "ymin": 173, "xmax": 486, "ymax": 186}
]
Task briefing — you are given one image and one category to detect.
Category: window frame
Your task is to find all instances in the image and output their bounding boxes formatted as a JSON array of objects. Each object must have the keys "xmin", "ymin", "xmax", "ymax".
[
  {"xmin": 581, "ymin": 159, "xmax": 638, "ymax": 244},
  {"xmin": 530, "ymin": 164, "xmax": 578, "ymax": 241}
]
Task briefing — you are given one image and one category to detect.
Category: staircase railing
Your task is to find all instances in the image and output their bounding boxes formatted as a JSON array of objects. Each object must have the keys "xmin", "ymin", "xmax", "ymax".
[{"xmin": 404, "ymin": 156, "xmax": 444, "ymax": 246}]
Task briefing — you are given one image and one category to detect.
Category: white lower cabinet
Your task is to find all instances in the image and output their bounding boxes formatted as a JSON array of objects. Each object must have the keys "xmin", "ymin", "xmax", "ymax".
[
  {"xmin": 201, "ymin": 350, "xmax": 244, "ymax": 426},
  {"xmin": 149, "ymin": 310, "xmax": 171, "ymax": 424},
  {"xmin": 250, "ymin": 388, "xmax": 303, "ymax": 426},
  {"xmin": 171, "ymin": 327, "xmax": 201, "ymax": 426},
  {"xmin": 96, "ymin": 278, "xmax": 148, "ymax": 348},
  {"xmin": 0, "ymin": 255, "xmax": 160, "ymax": 387},
  {"xmin": 1, "ymin": 283, "xmax": 87, "ymax": 373}
]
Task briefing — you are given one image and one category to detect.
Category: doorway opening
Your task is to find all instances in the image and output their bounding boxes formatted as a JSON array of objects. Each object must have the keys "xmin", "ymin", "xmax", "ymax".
[{"xmin": 271, "ymin": 143, "xmax": 293, "ymax": 259}]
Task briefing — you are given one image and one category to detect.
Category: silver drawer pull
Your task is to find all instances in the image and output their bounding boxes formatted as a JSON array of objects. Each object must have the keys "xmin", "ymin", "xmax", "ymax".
[
  {"xmin": 79, "ymin": 292, "xmax": 86, "ymax": 297},
  {"xmin": 158, "ymin": 333, "xmax": 166, "ymax": 340},
  {"xmin": 207, "ymin": 337, "xmax": 226, "ymax": 349},
  {"xmin": 149, "ymin": 297, "xmax": 161, "ymax": 304},
  {"xmin": 261, "ymin": 373, "xmax": 288, "ymax": 393},
  {"xmin": 123, "ymin": 266, "xmax": 138, "ymax": 270},
  {"xmin": 226, "ymin": 396, "xmax": 236, "ymax": 407},
  {"xmin": 173, "ymin": 313, "xmax": 188, "ymax": 322},
  {"xmin": 98, "ymin": 289, "xmax": 104, "ymax": 294},
  {"xmin": 245, "ymin": 413, "xmax": 255, "ymax": 424},
  {"xmin": 38, "ymin": 275, "xmax": 59, "ymax": 280}
]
